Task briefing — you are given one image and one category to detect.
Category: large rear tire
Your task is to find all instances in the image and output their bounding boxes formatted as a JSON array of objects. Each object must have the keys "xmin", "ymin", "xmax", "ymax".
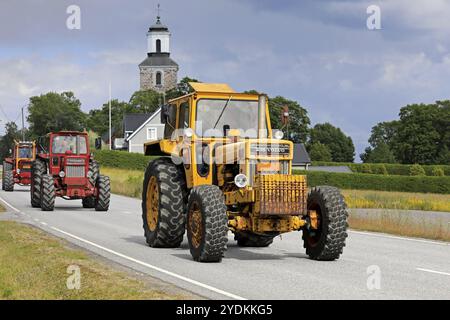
[
  {"xmin": 40, "ymin": 174, "xmax": 55, "ymax": 211},
  {"xmin": 95, "ymin": 175, "xmax": 110, "ymax": 211},
  {"xmin": 187, "ymin": 185, "xmax": 228, "ymax": 262},
  {"xmin": 302, "ymin": 186, "xmax": 348, "ymax": 261},
  {"xmin": 3, "ymin": 170, "xmax": 14, "ymax": 192},
  {"xmin": 88, "ymin": 160, "xmax": 99, "ymax": 187},
  {"xmin": 2, "ymin": 161, "xmax": 12, "ymax": 190},
  {"xmin": 31, "ymin": 159, "xmax": 46, "ymax": 208},
  {"xmin": 142, "ymin": 158, "xmax": 187, "ymax": 248},
  {"xmin": 235, "ymin": 232, "xmax": 274, "ymax": 247}
]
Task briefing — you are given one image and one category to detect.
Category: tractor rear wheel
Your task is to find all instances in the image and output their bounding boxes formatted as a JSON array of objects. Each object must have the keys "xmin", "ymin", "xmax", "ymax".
[
  {"xmin": 95, "ymin": 175, "xmax": 110, "ymax": 211},
  {"xmin": 142, "ymin": 158, "xmax": 187, "ymax": 248},
  {"xmin": 82, "ymin": 197, "xmax": 96, "ymax": 208},
  {"xmin": 88, "ymin": 160, "xmax": 99, "ymax": 186},
  {"xmin": 31, "ymin": 159, "xmax": 46, "ymax": 208},
  {"xmin": 2, "ymin": 161, "xmax": 12, "ymax": 190},
  {"xmin": 3, "ymin": 169, "xmax": 14, "ymax": 192},
  {"xmin": 40, "ymin": 174, "xmax": 55, "ymax": 211},
  {"xmin": 235, "ymin": 232, "xmax": 275, "ymax": 247},
  {"xmin": 187, "ymin": 185, "xmax": 228, "ymax": 262},
  {"xmin": 302, "ymin": 186, "xmax": 348, "ymax": 261}
]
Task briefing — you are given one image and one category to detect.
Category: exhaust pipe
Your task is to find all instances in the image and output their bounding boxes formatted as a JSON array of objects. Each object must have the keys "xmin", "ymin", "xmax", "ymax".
[{"xmin": 258, "ymin": 94, "xmax": 267, "ymax": 138}]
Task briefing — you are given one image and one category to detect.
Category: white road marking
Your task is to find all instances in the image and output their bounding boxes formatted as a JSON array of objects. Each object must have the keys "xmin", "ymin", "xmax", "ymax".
[
  {"xmin": 349, "ymin": 230, "xmax": 449, "ymax": 246},
  {"xmin": 40, "ymin": 222, "xmax": 48, "ymax": 226},
  {"xmin": 0, "ymin": 195, "xmax": 21, "ymax": 213},
  {"xmin": 50, "ymin": 226, "xmax": 246, "ymax": 300},
  {"xmin": 416, "ymin": 268, "xmax": 450, "ymax": 277}
]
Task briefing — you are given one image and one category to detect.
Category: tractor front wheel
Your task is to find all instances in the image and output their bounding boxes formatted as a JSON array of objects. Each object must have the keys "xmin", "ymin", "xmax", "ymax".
[
  {"xmin": 302, "ymin": 186, "xmax": 348, "ymax": 261},
  {"xmin": 187, "ymin": 185, "xmax": 228, "ymax": 262},
  {"xmin": 82, "ymin": 197, "xmax": 96, "ymax": 208},
  {"xmin": 40, "ymin": 174, "xmax": 55, "ymax": 211},
  {"xmin": 3, "ymin": 164, "xmax": 14, "ymax": 192},
  {"xmin": 95, "ymin": 175, "xmax": 110, "ymax": 211}
]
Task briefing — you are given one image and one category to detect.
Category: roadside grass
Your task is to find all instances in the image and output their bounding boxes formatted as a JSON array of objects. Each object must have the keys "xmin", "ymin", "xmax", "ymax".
[
  {"xmin": 348, "ymin": 214, "xmax": 450, "ymax": 242},
  {"xmin": 101, "ymin": 167, "xmax": 144, "ymax": 198},
  {"xmin": 0, "ymin": 221, "xmax": 185, "ymax": 300},
  {"xmin": 342, "ymin": 189, "xmax": 450, "ymax": 213},
  {"xmin": 0, "ymin": 204, "xmax": 4, "ymax": 213}
]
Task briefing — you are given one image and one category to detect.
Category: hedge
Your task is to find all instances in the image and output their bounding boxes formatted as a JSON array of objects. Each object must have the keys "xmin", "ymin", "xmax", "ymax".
[
  {"xmin": 294, "ymin": 170, "xmax": 450, "ymax": 194},
  {"xmin": 311, "ymin": 161, "xmax": 450, "ymax": 176},
  {"xmin": 93, "ymin": 150, "xmax": 154, "ymax": 171}
]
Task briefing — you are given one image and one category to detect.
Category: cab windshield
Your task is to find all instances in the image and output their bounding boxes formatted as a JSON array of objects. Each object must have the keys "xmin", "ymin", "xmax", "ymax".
[
  {"xmin": 51, "ymin": 135, "xmax": 87, "ymax": 154},
  {"xmin": 18, "ymin": 147, "xmax": 33, "ymax": 159},
  {"xmin": 195, "ymin": 99, "xmax": 266, "ymax": 138}
]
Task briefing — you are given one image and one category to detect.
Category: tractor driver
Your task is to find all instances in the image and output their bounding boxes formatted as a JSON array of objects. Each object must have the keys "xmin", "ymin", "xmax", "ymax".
[{"xmin": 53, "ymin": 136, "xmax": 74, "ymax": 154}]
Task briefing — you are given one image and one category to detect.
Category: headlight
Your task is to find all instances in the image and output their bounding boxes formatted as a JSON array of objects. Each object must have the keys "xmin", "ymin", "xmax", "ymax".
[
  {"xmin": 16, "ymin": 169, "xmax": 21, "ymax": 174},
  {"xmin": 234, "ymin": 174, "xmax": 248, "ymax": 188},
  {"xmin": 59, "ymin": 171, "xmax": 66, "ymax": 178},
  {"xmin": 273, "ymin": 130, "xmax": 284, "ymax": 140}
]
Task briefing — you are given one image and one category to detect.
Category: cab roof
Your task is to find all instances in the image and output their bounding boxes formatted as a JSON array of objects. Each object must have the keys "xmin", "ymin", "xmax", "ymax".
[{"xmin": 188, "ymin": 82, "xmax": 236, "ymax": 93}]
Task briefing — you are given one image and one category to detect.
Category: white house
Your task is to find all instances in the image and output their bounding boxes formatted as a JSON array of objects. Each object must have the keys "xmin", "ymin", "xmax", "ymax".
[{"xmin": 124, "ymin": 108, "xmax": 164, "ymax": 153}]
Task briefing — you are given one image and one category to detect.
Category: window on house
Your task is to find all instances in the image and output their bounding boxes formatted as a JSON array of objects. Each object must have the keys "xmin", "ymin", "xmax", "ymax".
[
  {"xmin": 156, "ymin": 39, "xmax": 161, "ymax": 53},
  {"xmin": 156, "ymin": 71, "xmax": 162, "ymax": 85},
  {"xmin": 147, "ymin": 127, "xmax": 157, "ymax": 140}
]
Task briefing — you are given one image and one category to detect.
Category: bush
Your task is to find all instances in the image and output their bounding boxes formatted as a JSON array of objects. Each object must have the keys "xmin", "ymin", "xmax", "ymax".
[
  {"xmin": 431, "ymin": 167, "xmax": 445, "ymax": 176},
  {"xmin": 93, "ymin": 150, "xmax": 154, "ymax": 171},
  {"xmin": 360, "ymin": 163, "xmax": 372, "ymax": 174},
  {"xmin": 293, "ymin": 170, "xmax": 450, "ymax": 194},
  {"xmin": 374, "ymin": 164, "xmax": 388, "ymax": 175},
  {"xmin": 409, "ymin": 164, "xmax": 426, "ymax": 176},
  {"xmin": 311, "ymin": 161, "xmax": 450, "ymax": 176}
]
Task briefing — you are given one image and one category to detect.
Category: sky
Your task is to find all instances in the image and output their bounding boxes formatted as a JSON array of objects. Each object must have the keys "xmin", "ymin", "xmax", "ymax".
[{"xmin": 1, "ymin": 0, "xmax": 450, "ymax": 160}]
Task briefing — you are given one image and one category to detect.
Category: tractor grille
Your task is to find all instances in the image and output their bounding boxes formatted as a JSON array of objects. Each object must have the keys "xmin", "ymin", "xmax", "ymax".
[
  {"xmin": 65, "ymin": 166, "xmax": 85, "ymax": 178},
  {"xmin": 256, "ymin": 174, "xmax": 307, "ymax": 216}
]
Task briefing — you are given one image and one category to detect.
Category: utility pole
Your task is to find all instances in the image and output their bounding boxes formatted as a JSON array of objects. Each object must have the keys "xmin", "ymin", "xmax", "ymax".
[
  {"xmin": 109, "ymin": 82, "xmax": 112, "ymax": 150},
  {"xmin": 21, "ymin": 106, "xmax": 25, "ymax": 141}
]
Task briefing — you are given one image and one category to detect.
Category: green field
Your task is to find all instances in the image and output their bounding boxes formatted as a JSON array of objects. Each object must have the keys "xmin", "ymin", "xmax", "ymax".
[{"xmin": 0, "ymin": 220, "xmax": 189, "ymax": 300}]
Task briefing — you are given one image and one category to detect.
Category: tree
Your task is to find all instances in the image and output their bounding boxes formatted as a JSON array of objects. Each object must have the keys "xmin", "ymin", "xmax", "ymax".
[
  {"xmin": 165, "ymin": 77, "xmax": 199, "ymax": 100},
  {"xmin": 268, "ymin": 96, "xmax": 310, "ymax": 143},
  {"xmin": 129, "ymin": 89, "xmax": 162, "ymax": 113},
  {"xmin": 308, "ymin": 142, "xmax": 332, "ymax": 161},
  {"xmin": 86, "ymin": 99, "xmax": 134, "ymax": 137},
  {"xmin": 0, "ymin": 122, "xmax": 20, "ymax": 160},
  {"xmin": 393, "ymin": 103, "xmax": 445, "ymax": 164},
  {"xmin": 309, "ymin": 123, "xmax": 355, "ymax": 162},
  {"xmin": 361, "ymin": 142, "xmax": 396, "ymax": 163},
  {"xmin": 27, "ymin": 92, "xmax": 86, "ymax": 138}
]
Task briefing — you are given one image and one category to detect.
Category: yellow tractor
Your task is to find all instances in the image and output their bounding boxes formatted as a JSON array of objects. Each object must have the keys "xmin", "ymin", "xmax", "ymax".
[{"xmin": 142, "ymin": 83, "xmax": 348, "ymax": 262}]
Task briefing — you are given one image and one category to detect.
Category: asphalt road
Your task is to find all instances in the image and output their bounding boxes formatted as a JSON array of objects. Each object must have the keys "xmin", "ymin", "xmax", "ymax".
[{"xmin": 1, "ymin": 185, "xmax": 449, "ymax": 300}]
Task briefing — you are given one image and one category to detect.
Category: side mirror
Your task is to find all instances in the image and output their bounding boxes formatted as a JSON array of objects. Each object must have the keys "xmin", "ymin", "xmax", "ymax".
[{"xmin": 160, "ymin": 105, "xmax": 169, "ymax": 124}]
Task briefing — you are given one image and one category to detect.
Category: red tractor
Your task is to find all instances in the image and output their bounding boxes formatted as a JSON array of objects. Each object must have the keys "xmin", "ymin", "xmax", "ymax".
[
  {"xmin": 2, "ymin": 141, "xmax": 36, "ymax": 191},
  {"xmin": 30, "ymin": 131, "xmax": 110, "ymax": 211}
]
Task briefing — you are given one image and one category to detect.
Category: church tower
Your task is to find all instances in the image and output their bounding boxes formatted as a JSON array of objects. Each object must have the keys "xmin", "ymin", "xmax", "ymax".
[{"xmin": 139, "ymin": 9, "xmax": 178, "ymax": 93}]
